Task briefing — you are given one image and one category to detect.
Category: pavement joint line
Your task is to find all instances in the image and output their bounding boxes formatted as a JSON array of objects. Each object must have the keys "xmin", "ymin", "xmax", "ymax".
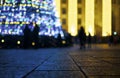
[
  {"xmin": 69, "ymin": 54, "xmax": 88, "ymax": 78},
  {"xmin": 21, "ymin": 55, "xmax": 53, "ymax": 78},
  {"xmin": 88, "ymin": 75, "xmax": 120, "ymax": 76},
  {"xmin": 35, "ymin": 70, "xmax": 81, "ymax": 71}
]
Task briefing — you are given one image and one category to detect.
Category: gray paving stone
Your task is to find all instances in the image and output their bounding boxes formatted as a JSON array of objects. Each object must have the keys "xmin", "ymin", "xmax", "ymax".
[
  {"xmin": 0, "ymin": 65, "xmax": 35, "ymax": 78},
  {"xmin": 100, "ymin": 57, "xmax": 120, "ymax": 65},
  {"xmin": 36, "ymin": 55, "xmax": 79, "ymax": 71},
  {"xmin": 71, "ymin": 55, "xmax": 96, "ymax": 62},
  {"xmin": 77, "ymin": 61, "xmax": 111, "ymax": 67},
  {"xmin": 0, "ymin": 44, "xmax": 120, "ymax": 78},
  {"xmin": 36, "ymin": 64, "xmax": 79, "ymax": 71},
  {"xmin": 26, "ymin": 71, "xmax": 85, "ymax": 78},
  {"xmin": 89, "ymin": 76, "xmax": 120, "ymax": 78},
  {"xmin": 81, "ymin": 66, "xmax": 120, "ymax": 76}
]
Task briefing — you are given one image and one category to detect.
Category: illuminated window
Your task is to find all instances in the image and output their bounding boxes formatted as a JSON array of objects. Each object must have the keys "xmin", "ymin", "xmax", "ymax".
[
  {"xmin": 78, "ymin": 19, "xmax": 81, "ymax": 25},
  {"xmin": 78, "ymin": 0, "xmax": 82, "ymax": 4},
  {"xmin": 78, "ymin": 8, "xmax": 82, "ymax": 14},
  {"xmin": 62, "ymin": 19, "xmax": 66, "ymax": 25},
  {"xmin": 62, "ymin": 8, "xmax": 66, "ymax": 14},
  {"xmin": 62, "ymin": 0, "xmax": 66, "ymax": 4}
]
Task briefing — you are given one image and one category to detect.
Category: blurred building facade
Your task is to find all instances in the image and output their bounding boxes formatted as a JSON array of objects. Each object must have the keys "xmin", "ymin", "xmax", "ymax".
[
  {"xmin": 112, "ymin": 0, "xmax": 120, "ymax": 36},
  {"xmin": 59, "ymin": 0, "xmax": 85, "ymax": 36},
  {"xmin": 57, "ymin": 0, "xmax": 120, "ymax": 36},
  {"xmin": 0, "ymin": 0, "xmax": 119, "ymax": 36}
]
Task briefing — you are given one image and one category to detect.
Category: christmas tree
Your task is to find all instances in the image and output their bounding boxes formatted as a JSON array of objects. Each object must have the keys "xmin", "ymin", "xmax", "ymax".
[{"xmin": 0, "ymin": 0, "xmax": 64, "ymax": 38}]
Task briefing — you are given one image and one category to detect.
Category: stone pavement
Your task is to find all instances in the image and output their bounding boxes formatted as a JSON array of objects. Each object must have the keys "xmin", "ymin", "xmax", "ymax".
[{"xmin": 0, "ymin": 44, "xmax": 120, "ymax": 78}]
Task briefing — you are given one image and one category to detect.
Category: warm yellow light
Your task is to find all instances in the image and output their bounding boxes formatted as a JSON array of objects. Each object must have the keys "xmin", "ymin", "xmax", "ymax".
[
  {"xmin": 5, "ymin": 22, "xmax": 9, "ymax": 24},
  {"xmin": 32, "ymin": 42, "xmax": 35, "ymax": 46},
  {"xmin": 102, "ymin": 0, "xmax": 112, "ymax": 36},
  {"xmin": 33, "ymin": 22, "xmax": 36, "ymax": 27},
  {"xmin": 0, "ymin": 16, "xmax": 6, "ymax": 18},
  {"xmin": 88, "ymin": 26, "xmax": 93, "ymax": 34},
  {"xmin": 26, "ymin": 22, "xmax": 30, "ymax": 24},
  {"xmin": 16, "ymin": 22, "xmax": 20, "ymax": 24},
  {"xmin": 17, "ymin": 41, "xmax": 21, "ymax": 45},
  {"xmin": 1, "ymin": 39, "xmax": 5, "ymax": 43},
  {"xmin": 85, "ymin": 0, "xmax": 94, "ymax": 36},
  {"xmin": 9, "ymin": 22, "xmax": 12, "ymax": 24},
  {"xmin": 68, "ymin": 0, "xmax": 77, "ymax": 36},
  {"xmin": 27, "ymin": 4, "xmax": 31, "ymax": 7},
  {"xmin": 62, "ymin": 40, "xmax": 66, "ymax": 44},
  {"xmin": 36, "ymin": 10, "xmax": 39, "ymax": 12},
  {"xmin": 22, "ymin": 22, "xmax": 25, "ymax": 24}
]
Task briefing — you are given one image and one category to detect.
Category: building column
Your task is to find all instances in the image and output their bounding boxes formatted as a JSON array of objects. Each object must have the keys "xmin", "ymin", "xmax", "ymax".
[
  {"xmin": 85, "ymin": 0, "xmax": 95, "ymax": 36},
  {"xmin": 68, "ymin": 0, "xmax": 77, "ymax": 36},
  {"xmin": 102, "ymin": 0, "xmax": 112, "ymax": 36}
]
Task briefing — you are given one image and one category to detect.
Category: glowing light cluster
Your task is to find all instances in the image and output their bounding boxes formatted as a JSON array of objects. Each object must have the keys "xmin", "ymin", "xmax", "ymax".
[{"xmin": 0, "ymin": 0, "xmax": 64, "ymax": 37}]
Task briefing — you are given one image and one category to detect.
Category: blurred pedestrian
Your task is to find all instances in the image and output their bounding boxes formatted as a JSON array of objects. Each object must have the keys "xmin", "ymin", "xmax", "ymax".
[
  {"xmin": 23, "ymin": 24, "xmax": 31, "ymax": 49},
  {"xmin": 94, "ymin": 34, "xmax": 97, "ymax": 44},
  {"xmin": 57, "ymin": 33, "xmax": 62, "ymax": 47},
  {"xmin": 87, "ymin": 32, "xmax": 92, "ymax": 48},
  {"xmin": 78, "ymin": 26, "xmax": 86, "ymax": 49},
  {"xmin": 32, "ymin": 24, "xmax": 40, "ymax": 48},
  {"xmin": 108, "ymin": 35, "xmax": 113, "ymax": 46}
]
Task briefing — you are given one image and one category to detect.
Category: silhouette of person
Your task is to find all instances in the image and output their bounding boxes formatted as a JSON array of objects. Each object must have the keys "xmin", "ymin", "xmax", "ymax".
[
  {"xmin": 57, "ymin": 33, "xmax": 62, "ymax": 47},
  {"xmin": 23, "ymin": 24, "xmax": 31, "ymax": 49},
  {"xmin": 78, "ymin": 26, "xmax": 86, "ymax": 49},
  {"xmin": 32, "ymin": 24, "xmax": 40, "ymax": 48},
  {"xmin": 108, "ymin": 35, "xmax": 113, "ymax": 46},
  {"xmin": 88, "ymin": 32, "xmax": 92, "ymax": 48},
  {"xmin": 94, "ymin": 34, "xmax": 97, "ymax": 44}
]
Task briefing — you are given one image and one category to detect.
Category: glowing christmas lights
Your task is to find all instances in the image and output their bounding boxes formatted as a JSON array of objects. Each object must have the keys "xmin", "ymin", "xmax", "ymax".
[{"xmin": 0, "ymin": 0, "xmax": 63, "ymax": 37}]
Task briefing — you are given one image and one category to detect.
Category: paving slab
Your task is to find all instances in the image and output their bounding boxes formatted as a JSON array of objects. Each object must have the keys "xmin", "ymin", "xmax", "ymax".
[
  {"xmin": 36, "ymin": 54, "xmax": 79, "ymax": 71},
  {"xmin": 0, "ymin": 44, "xmax": 120, "ymax": 78},
  {"xmin": 26, "ymin": 71, "xmax": 85, "ymax": 78},
  {"xmin": 89, "ymin": 76, "xmax": 120, "ymax": 78},
  {"xmin": 0, "ymin": 65, "xmax": 35, "ymax": 78},
  {"xmin": 77, "ymin": 61, "xmax": 112, "ymax": 67},
  {"xmin": 81, "ymin": 66, "xmax": 120, "ymax": 76}
]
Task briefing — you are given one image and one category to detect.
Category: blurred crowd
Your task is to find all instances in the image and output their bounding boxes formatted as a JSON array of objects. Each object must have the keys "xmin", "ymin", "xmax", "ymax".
[
  {"xmin": 0, "ymin": 24, "xmax": 73, "ymax": 49},
  {"xmin": 0, "ymin": 25, "xmax": 120, "ymax": 49}
]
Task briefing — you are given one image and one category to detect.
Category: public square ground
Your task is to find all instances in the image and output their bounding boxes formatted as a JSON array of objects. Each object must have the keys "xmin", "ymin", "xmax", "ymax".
[{"xmin": 0, "ymin": 44, "xmax": 120, "ymax": 78}]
